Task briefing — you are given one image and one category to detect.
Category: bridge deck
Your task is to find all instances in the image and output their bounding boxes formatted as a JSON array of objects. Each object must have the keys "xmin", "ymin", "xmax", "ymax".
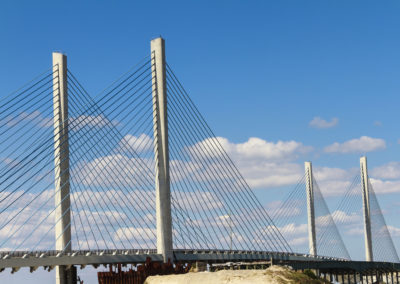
[{"xmin": 0, "ymin": 250, "xmax": 398, "ymax": 274}]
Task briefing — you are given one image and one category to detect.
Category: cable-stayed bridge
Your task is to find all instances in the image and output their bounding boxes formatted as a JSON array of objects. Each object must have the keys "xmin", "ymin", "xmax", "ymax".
[{"xmin": 0, "ymin": 37, "xmax": 399, "ymax": 283}]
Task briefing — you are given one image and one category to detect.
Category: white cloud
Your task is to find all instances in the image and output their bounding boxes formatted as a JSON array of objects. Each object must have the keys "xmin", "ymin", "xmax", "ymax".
[
  {"xmin": 191, "ymin": 137, "xmax": 312, "ymax": 162},
  {"xmin": 331, "ymin": 210, "xmax": 361, "ymax": 225},
  {"xmin": 187, "ymin": 137, "xmax": 311, "ymax": 189},
  {"xmin": 271, "ymin": 223, "xmax": 308, "ymax": 247},
  {"xmin": 369, "ymin": 178, "xmax": 400, "ymax": 194},
  {"xmin": 309, "ymin": 117, "xmax": 339, "ymax": 129},
  {"xmin": 1, "ymin": 157, "xmax": 21, "ymax": 168},
  {"xmin": 237, "ymin": 162, "xmax": 303, "ymax": 188},
  {"xmin": 114, "ymin": 227, "xmax": 156, "ymax": 245},
  {"xmin": 346, "ymin": 227, "xmax": 364, "ymax": 236},
  {"xmin": 0, "ymin": 186, "xmax": 160, "ymax": 252},
  {"xmin": 324, "ymin": 136, "xmax": 386, "ymax": 154},
  {"xmin": 4, "ymin": 110, "xmax": 52, "ymax": 128},
  {"xmin": 74, "ymin": 154, "xmax": 154, "ymax": 188},
  {"xmin": 316, "ymin": 180, "xmax": 356, "ymax": 197},
  {"xmin": 314, "ymin": 167, "xmax": 353, "ymax": 182},
  {"xmin": 268, "ymin": 200, "xmax": 303, "ymax": 220},
  {"xmin": 371, "ymin": 162, "xmax": 400, "ymax": 180},
  {"xmin": 0, "ymin": 189, "xmax": 56, "ymax": 251},
  {"xmin": 387, "ymin": 225, "xmax": 400, "ymax": 237},
  {"xmin": 273, "ymin": 223, "xmax": 307, "ymax": 237},
  {"xmin": 70, "ymin": 114, "xmax": 119, "ymax": 131},
  {"xmin": 311, "ymin": 165, "xmax": 400, "ymax": 196},
  {"xmin": 118, "ymin": 134, "xmax": 153, "ymax": 153},
  {"xmin": 312, "ymin": 167, "xmax": 359, "ymax": 197},
  {"xmin": 172, "ymin": 191, "xmax": 223, "ymax": 212}
]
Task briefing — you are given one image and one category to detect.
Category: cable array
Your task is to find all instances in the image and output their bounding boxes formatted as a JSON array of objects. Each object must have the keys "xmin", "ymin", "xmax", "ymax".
[
  {"xmin": 65, "ymin": 59, "xmax": 159, "ymax": 251},
  {"xmin": 1, "ymin": 54, "xmax": 396, "ymax": 263},
  {"xmin": 271, "ymin": 175, "xmax": 350, "ymax": 259},
  {"xmin": 312, "ymin": 178, "xmax": 350, "ymax": 259},
  {"xmin": 0, "ymin": 58, "xmax": 163, "ymax": 253},
  {"xmin": 165, "ymin": 62, "xmax": 291, "ymax": 252},
  {"xmin": 0, "ymin": 66, "xmax": 63, "ymax": 252},
  {"xmin": 328, "ymin": 174, "xmax": 400, "ymax": 262},
  {"xmin": 368, "ymin": 181, "xmax": 399, "ymax": 263}
]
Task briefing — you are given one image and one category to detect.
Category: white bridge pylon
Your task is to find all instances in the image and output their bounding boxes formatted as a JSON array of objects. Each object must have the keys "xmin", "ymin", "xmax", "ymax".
[{"xmin": 301, "ymin": 157, "xmax": 398, "ymax": 263}]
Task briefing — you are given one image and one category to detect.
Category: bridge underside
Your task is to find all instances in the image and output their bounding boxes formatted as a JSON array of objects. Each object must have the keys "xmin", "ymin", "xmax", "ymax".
[{"xmin": 0, "ymin": 250, "xmax": 399, "ymax": 276}]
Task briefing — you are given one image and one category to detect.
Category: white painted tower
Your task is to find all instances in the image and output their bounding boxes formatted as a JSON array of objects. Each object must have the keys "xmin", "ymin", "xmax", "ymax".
[
  {"xmin": 52, "ymin": 52, "xmax": 74, "ymax": 284},
  {"xmin": 151, "ymin": 37, "xmax": 173, "ymax": 263},
  {"xmin": 360, "ymin": 156, "xmax": 373, "ymax": 262},
  {"xmin": 305, "ymin": 161, "xmax": 317, "ymax": 257}
]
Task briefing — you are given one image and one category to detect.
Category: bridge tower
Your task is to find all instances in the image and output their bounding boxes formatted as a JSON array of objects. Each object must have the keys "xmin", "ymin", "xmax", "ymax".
[
  {"xmin": 305, "ymin": 161, "xmax": 317, "ymax": 256},
  {"xmin": 360, "ymin": 156, "xmax": 373, "ymax": 261},
  {"xmin": 52, "ymin": 53, "xmax": 74, "ymax": 283},
  {"xmin": 151, "ymin": 37, "xmax": 173, "ymax": 263}
]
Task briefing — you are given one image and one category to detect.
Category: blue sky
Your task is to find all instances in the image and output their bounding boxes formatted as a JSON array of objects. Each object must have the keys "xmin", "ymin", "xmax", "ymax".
[{"xmin": 1, "ymin": 1, "xmax": 400, "ymax": 283}]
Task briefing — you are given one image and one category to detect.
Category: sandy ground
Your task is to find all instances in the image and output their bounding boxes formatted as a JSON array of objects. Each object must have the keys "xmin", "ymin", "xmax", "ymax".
[{"xmin": 144, "ymin": 265, "xmax": 322, "ymax": 284}]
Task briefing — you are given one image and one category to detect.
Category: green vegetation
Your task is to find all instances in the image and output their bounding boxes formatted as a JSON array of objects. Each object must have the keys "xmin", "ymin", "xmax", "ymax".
[
  {"xmin": 265, "ymin": 266, "xmax": 330, "ymax": 284},
  {"xmin": 303, "ymin": 269, "xmax": 318, "ymax": 279}
]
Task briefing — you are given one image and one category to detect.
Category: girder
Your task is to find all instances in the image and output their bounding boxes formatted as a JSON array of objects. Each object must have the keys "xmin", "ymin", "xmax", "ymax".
[{"xmin": 0, "ymin": 250, "xmax": 399, "ymax": 275}]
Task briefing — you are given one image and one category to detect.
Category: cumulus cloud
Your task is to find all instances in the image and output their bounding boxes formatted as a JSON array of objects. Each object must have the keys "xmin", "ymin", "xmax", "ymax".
[
  {"xmin": 314, "ymin": 167, "xmax": 353, "ymax": 182},
  {"xmin": 268, "ymin": 200, "xmax": 303, "ymax": 220},
  {"xmin": 172, "ymin": 191, "xmax": 223, "ymax": 212},
  {"xmin": 0, "ymin": 189, "xmax": 56, "ymax": 251},
  {"xmin": 114, "ymin": 227, "xmax": 156, "ymax": 246},
  {"xmin": 237, "ymin": 162, "xmax": 303, "ymax": 188},
  {"xmin": 0, "ymin": 157, "xmax": 21, "ymax": 168},
  {"xmin": 74, "ymin": 134, "xmax": 313, "ymax": 191},
  {"xmin": 4, "ymin": 110, "xmax": 52, "ymax": 128},
  {"xmin": 309, "ymin": 117, "xmax": 339, "ymax": 129},
  {"xmin": 371, "ymin": 162, "xmax": 400, "ymax": 180},
  {"xmin": 369, "ymin": 178, "xmax": 400, "ymax": 194},
  {"xmin": 346, "ymin": 227, "xmax": 364, "ymax": 236},
  {"xmin": 70, "ymin": 114, "xmax": 119, "ymax": 131},
  {"xmin": 316, "ymin": 180, "xmax": 356, "ymax": 197},
  {"xmin": 324, "ymin": 136, "xmax": 386, "ymax": 154},
  {"xmin": 387, "ymin": 225, "xmax": 400, "ymax": 237},
  {"xmin": 190, "ymin": 137, "xmax": 312, "ymax": 162},
  {"xmin": 0, "ymin": 186, "xmax": 160, "ymax": 252},
  {"xmin": 118, "ymin": 134, "xmax": 153, "ymax": 153},
  {"xmin": 312, "ymin": 164, "xmax": 400, "ymax": 196},
  {"xmin": 313, "ymin": 167, "xmax": 358, "ymax": 197},
  {"xmin": 331, "ymin": 210, "xmax": 361, "ymax": 225},
  {"xmin": 74, "ymin": 154, "xmax": 154, "ymax": 188},
  {"xmin": 187, "ymin": 137, "xmax": 311, "ymax": 189},
  {"xmin": 273, "ymin": 223, "xmax": 308, "ymax": 247}
]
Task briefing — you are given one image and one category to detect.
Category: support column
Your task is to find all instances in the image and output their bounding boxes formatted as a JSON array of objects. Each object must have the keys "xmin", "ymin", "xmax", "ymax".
[
  {"xmin": 360, "ymin": 156, "xmax": 373, "ymax": 262},
  {"xmin": 305, "ymin": 162, "xmax": 317, "ymax": 257},
  {"xmin": 151, "ymin": 37, "xmax": 173, "ymax": 263},
  {"xmin": 52, "ymin": 53, "xmax": 73, "ymax": 284}
]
